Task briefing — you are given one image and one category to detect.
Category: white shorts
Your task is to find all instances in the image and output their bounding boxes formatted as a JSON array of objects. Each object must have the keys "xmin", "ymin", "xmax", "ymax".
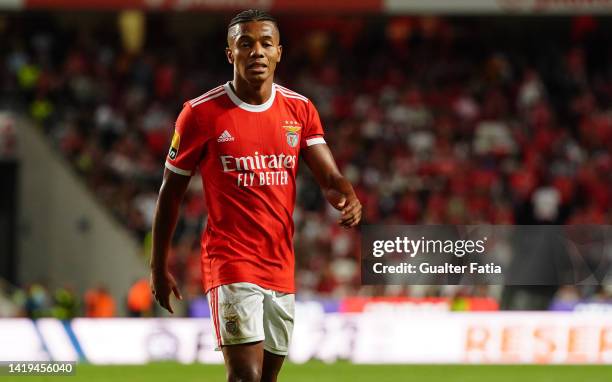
[{"xmin": 207, "ymin": 282, "xmax": 295, "ymax": 356}]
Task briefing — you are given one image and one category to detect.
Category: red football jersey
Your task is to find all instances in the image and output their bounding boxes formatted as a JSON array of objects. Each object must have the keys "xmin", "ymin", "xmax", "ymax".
[{"xmin": 165, "ymin": 82, "xmax": 325, "ymax": 293}]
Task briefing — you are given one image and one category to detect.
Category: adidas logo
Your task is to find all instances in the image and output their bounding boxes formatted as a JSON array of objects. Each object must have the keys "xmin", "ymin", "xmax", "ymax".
[{"xmin": 217, "ymin": 130, "xmax": 235, "ymax": 143}]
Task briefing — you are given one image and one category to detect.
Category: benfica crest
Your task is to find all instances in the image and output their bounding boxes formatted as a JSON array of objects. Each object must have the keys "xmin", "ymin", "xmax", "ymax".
[{"xmin": 282, "ymin": 122, "xmax": 302, "ymax": 148}]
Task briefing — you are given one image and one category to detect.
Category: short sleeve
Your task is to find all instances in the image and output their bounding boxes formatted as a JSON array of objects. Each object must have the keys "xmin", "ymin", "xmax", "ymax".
[
  {"xmin": 165, "ymin": 103, "xmax": 207, "ymax": 176},
  {"xmin": 300, "ymin": 101, "xmax": 326, "ymax": 149}
]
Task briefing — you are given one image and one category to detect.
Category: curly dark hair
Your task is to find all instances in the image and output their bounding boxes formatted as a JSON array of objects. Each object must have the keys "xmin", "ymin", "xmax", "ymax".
[{"xmin": 228, "ymin": 9, "xmax": 277, "ymax": 29}]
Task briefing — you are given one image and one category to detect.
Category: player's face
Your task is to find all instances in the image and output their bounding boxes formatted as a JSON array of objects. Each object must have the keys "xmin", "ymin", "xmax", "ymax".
[{"xmin": 226, "ymin": 21, "xmax": 282, "ymax": 85}]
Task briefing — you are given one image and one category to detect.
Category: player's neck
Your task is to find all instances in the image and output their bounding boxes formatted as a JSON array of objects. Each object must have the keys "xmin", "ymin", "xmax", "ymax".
[{"xmin": 231, "ymin": 77, "xmax": 274, "ymax": 105}]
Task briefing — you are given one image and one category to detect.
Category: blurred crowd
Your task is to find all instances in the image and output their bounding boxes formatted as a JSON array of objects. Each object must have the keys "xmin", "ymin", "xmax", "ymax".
[
  {"xmin": 0, "ymin": 278, "xmax": 163, "ymax": 319},
  {"xmin": 2, "ymin": 278, "xmax": 610, "ymax": 318},
  {"xmin": 0, "ymin": 279, "xmax": 107, "ymax": 319},
  {"xmin": 1, "ymin": 13, "xmax": 611, "ymax": 308}
]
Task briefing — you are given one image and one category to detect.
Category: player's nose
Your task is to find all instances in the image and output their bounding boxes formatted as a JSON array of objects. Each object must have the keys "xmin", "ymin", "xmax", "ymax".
[{"xmin": 250, "ymin": 42, "xmax": 265, "ymax": 57}]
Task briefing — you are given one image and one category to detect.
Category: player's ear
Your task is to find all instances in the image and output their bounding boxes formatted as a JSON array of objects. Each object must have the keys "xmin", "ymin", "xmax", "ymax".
[
  {"xmin": 277, "ymin": 45, "xmax": 282, "ymax": 63},
  {"xmin": 225, "ymin": 47, "xmax": 234, "ymax": 64}
]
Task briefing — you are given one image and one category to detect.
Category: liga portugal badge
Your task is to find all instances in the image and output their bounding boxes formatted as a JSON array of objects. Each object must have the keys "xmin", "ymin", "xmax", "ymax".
[
  {"xmin": 169, "ymin": 130, "xmax": 180, "ymax": 159},
  {"xmin": 282, "ymin": 123, "xmax": 301, "ymax": 148}
]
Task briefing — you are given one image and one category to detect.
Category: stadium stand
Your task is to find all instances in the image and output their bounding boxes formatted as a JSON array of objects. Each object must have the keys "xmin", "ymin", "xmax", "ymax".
[{"xmin": 1, "ymin": 13, "xmax": 611, "ymax": 315}]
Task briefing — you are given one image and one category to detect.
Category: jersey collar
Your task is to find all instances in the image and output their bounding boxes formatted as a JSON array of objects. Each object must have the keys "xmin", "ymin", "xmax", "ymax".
[{"xmin": 223, "ymin": 81, "xmax": 276, "ymax": 112}]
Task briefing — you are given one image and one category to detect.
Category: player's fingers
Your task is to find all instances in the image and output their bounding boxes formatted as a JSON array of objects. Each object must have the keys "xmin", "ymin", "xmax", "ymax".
[
  {"xmin": 339, "ymin": 205, "xmax": 359, "ymax": 224},
  {"xmin": 155, "ymin": 292, "xmax": 164, "ymax": 306},
  {"xmin": 342, "ymin": 210, "xmax": 362, "ymax": 227},
  {"xmin": 342, "ymin": 201, "xmax": 361, "ymax": 218},
  {"xmin": 339, "ymin": 215, "xmax": 356, "ymax": 227},
  {"xmin": 341, "ymin": 200, "xmax": 359, "ymax": 215},
  {"xmin": 352, "ymin": 207, "xmax": 362, "ymax": 220},
  {"xmin": 161, "ymin": 297, "xmax": 174, "ymax": 314},
  {"xmin": 172, "ymin": 285, "xmax": 183, "ymax": 301},
  {"xmin": 349, "ymin": 214, "xmax": 361, "ymax": 227},
  {"xmin": 338, "ymin": 214, "xmax": 355, "ymax": 225},
  {"xmin": 341, "ymin": 205, "xmax": 356, "ymax": 217},
  {"xmin": 339, "ymin": 215, "xmax": 355, "ymax": 226},
  {"xmin": 346, "ymin": 203, "xmax": 361, "ymax": 217},
  {"xmin": 155, "ymin": 289, "xmax": 172, "ymax": 313},
  {"xmin": 339, "ymin": 204, "xmax": 358, "ymax": 221},
  {"xmin": 336, "ymin": 197, "xmax": 347, "ymax": 209},
  {"xmin": 153, "ymin": 288, "xmax": 161, "ymax": 302}
]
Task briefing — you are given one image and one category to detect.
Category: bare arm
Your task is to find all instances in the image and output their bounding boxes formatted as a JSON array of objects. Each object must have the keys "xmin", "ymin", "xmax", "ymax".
[
  {"xmin": 149, "ymin": 169, "xmax": 191, "ymax": 313},
  {"xmin": 301, "ymin": 144, "xmax": 362, "ymax": 228}
]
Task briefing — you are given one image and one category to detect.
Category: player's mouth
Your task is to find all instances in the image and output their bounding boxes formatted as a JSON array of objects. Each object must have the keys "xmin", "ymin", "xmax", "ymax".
[{"xmin": 247, "ymin": 62, "xmax": 268, "ymax": 73}]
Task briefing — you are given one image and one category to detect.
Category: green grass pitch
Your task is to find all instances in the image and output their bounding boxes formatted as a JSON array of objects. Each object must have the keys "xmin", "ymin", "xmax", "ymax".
[{"xmin": 12, "ymin": 362, "xmax": 612, "ymax": 382}]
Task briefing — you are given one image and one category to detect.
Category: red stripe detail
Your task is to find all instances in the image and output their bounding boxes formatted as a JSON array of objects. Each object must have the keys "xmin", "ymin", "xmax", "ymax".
[
  {"xmin": 211, "ymin": 289, "xmax": 218, "ymax": 347},
  {"xmin": 213, "ymin": 288, "xmax": 222, "ymax": 347},
  {"xmin": 209, "ymin": 288, "xmax": 221, "ymax": 347}
]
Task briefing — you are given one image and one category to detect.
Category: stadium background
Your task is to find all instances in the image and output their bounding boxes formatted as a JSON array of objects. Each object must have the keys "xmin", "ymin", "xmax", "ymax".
[{"xmin": 0, "ymin": 0, "xmax": 611, "ymax": 380}]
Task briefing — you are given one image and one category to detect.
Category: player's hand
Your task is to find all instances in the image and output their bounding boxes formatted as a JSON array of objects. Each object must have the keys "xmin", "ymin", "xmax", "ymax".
[
  {"xmin": 326, "ymin": 189, "xmax": 361, "ymax": 228},
  {"xmin": 150, "ymin": 269, "xmax": 182, "ymax": 314},
  {"xmin": 338, "ymin": 193, "xmax": 362, "ymax": 228},
  {"xmin": 325, "ymin": 189, "xmax": 347, "ymax": 210}
]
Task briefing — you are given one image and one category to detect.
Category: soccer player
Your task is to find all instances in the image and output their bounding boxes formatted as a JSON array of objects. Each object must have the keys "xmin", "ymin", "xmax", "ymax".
[{"xmin": 150, "ymin": 9, "xmax": 361, "ymax": 382}]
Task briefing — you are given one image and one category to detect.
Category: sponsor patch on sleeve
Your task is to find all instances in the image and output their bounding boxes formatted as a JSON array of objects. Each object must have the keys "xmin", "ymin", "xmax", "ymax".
[{"xmin": 168, "ymin": 130, "xmax": 180, "ymax": 160}]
